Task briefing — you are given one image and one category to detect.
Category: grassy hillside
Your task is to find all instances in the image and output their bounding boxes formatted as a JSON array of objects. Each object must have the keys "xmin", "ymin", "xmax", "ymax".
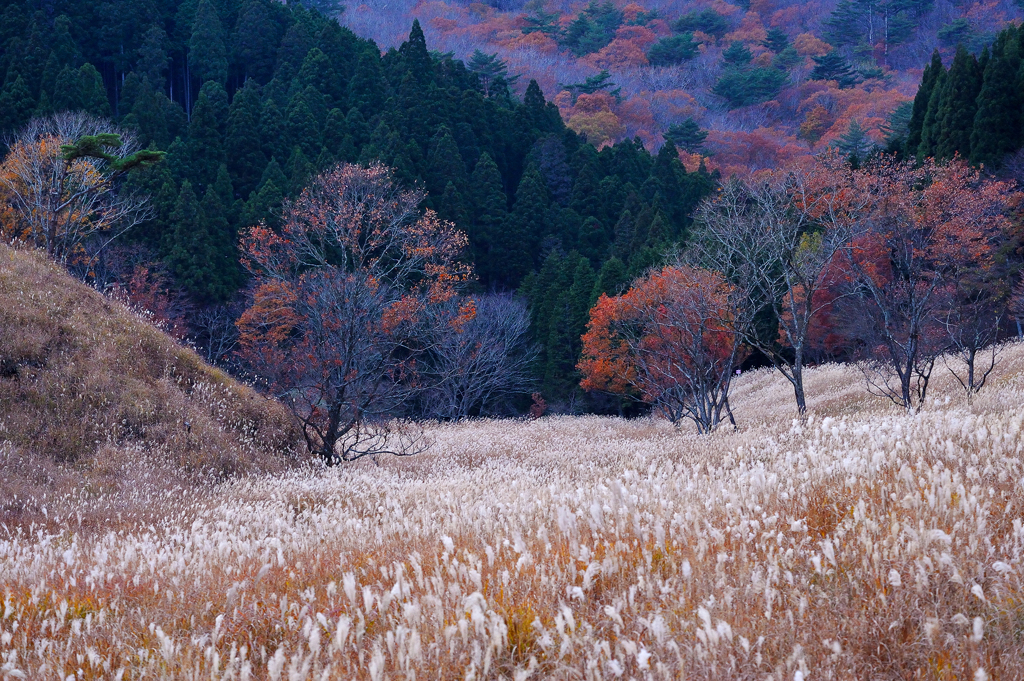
[
  {"xmin": 0, "ymin": 243, "xmax": 300, "ymax": 529},
  {"xmin": 1, "ymin": 339, "xmax": 1022, "ymax": 677}
]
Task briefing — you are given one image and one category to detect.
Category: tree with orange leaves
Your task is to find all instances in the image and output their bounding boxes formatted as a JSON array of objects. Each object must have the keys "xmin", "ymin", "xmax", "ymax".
[
  {"xmin": 0, "ymin": 113, "xmax": 161, "ymax": 266},
  {"xmin": 579, "ymin": 266, "xmax": 746, "ymax": 433},
  {"xmin": 842, "ymin": 156, "xmax": 1013, "ymax": 411},
  {"xmin": 237, "ymin": 162, "xmax": 474, "ymax": 463}
]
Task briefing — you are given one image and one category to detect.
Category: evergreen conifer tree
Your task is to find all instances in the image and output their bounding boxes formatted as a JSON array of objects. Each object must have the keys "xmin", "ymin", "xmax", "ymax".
[
  {"xmin": 77, "ymin": 64, "xmax": 110, "ymax": 117},
  {"xmin": 906, "ymin": 51, "xmax": 943, "ymax": 158},
  {"xmin": 259, "ymin": 99, "xmax": 288, "ymax": 166},
  {"xmin": 468, "ymin": 152, "xmax": 507, "ymax": 286},
  {"xmin": 918, "ymin": 68, "xmax": 947, "ymax": 160},
  {"xmin": 971, "ymin": 29, "xmax": 1021, "ymax": 166},
  {"xmin": 189, "ymin": 0, "xmax": 229, "ymax": 85},
  {"xmin": 935, "ymin": 46, "xmax": 982, "ymax": 160},
  {"xmin": 185, "ymin": 84, "xmax": 227, "ymax": 190},
  {"xmin": 225, "ymin": 80, "xmax": 267, "ymax": 196},
  {"xmin": 592, "ymin": 256, "xmax": 627, "ymax": 303},
  {"xmin": 0, "ymin": 75, "xmax": 35, "ymax": 132},
  {"xmin": 809, "ymin": 51, "xmax": 860, "ymax": 88},
  {"xmin": 166, "ymin": 180, "xmax": 218, "ymax": 302}
]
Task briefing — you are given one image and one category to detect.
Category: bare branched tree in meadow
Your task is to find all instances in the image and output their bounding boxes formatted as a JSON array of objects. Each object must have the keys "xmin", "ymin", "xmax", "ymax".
[
  {"xmin": 843, "ymin": 157, "xmax": 1013, "ymax": 411},
  {"xmin": 689, "ymin": 153, "xmax": 864, "ymax": 414},
  {"xmin": 237, "ymin": 162, "xmax": 474, "ymax": 464},
  {"xmin": 420, "ymin": 293, "xmax": 538, "ymax": 421}
]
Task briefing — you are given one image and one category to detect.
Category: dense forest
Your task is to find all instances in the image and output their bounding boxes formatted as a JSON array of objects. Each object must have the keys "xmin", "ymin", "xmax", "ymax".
[{"xmin": 0, "ymin": 0, "xmax": 717, "ymax": 409}]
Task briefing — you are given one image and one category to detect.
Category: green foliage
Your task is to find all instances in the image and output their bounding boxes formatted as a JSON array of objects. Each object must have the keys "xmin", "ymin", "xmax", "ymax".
[
  {"xmin": 189, "ymin": 0, "xmax": 229, "ymax": 85},
  {"xmin": 810, "ymin": 51, "xmax": 860, "ymax": 88},
  {"xmin": 722, "ymin": 41, "xmax": 753, "ymax": 66},
  {"xmin": 663, "ymin": 118, "xmax": 708, "ymax": 153},
  {"xmin": 673, "ymin": 9, "xmax": 729, "ymax": 38},
  {"xmin": 647, "ymin": 34, "xmax": 698, "ymax": 67},
  {"xmin": 763, "ymin": 28, "xmax": 789, "ymax": 53},
  {"xmin": 934, "ymin": 46, "xmax": 982, "ymax": 160},
  {"xmin": 714, "ymin": 67, "xmax": 788, "ymax": 108},
  {"xmin": 562, "ymin": 70, "xmax": 620, "ymax": 101},
  {"xmin": 559, "ymin": 2, "xmax": 623, "ymax": 57},
  {"xmin": 0, "ymin": 0, "xmax": 719, "ymax": 398},
  {"xmin": 833, "ymin": 120, "xmax": 875, "ymax": 164}
]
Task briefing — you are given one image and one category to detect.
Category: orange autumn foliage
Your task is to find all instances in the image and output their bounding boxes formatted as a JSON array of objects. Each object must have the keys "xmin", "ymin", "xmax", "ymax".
[{"xmin": 579, "ymin": 266, "xmax": 744, "ymax": 431}]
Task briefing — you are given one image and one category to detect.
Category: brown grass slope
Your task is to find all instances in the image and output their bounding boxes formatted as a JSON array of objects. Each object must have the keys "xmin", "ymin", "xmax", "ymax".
[{"xmin": 0, "ymin": 244, "xmax": 300, "ymax": 527}]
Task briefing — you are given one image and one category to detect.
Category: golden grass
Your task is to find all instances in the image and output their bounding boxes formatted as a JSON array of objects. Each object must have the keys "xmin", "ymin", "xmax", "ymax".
[
  {"xmin": 3, "ymin": 239, "xmax": 1024, "ymax": 678},
  {"xmin": 0, "ymin": 243, "xmax": 301, "ymax": 531}
]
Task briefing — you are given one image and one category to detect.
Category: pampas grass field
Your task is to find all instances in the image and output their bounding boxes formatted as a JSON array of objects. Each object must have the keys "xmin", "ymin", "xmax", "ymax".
[{"xmin": 3, "ymin": 342, "xmax": 1024, "ymax": 679}]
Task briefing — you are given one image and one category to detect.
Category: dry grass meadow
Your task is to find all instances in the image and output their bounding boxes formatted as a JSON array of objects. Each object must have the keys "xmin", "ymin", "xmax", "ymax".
[{"xmin": 3, "ymin": 280, "xmax": 1024, "ymax": 678}]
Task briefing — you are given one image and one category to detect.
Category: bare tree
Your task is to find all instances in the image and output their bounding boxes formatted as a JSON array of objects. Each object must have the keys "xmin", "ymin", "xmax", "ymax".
[
  {"xmin": 237, "ymin": 163, "xmax": 473, "ymax": 464},
  {"xmin": 191, "ymin": 303, "xmax": 242, "ymax": 368},
  {"xmin": 842, "ymin": 157, "xmax": 1012, "ymax": 411},
  {"xmin": 937, "ymin": 266, "xmax": 1007, "ymax": 401},
  {"xmin": 689, "ymin": 155, "xmax": 862, "ymax": 414},
  {"xmin": 420, "ymin": 294, "xmax": 538, "ymax": 420},
  {"xmin": 0, "ymin": 112, "xmax": 160, "ymax": 265},
  {"xmin": 1012, "ymin": 279, "xmax": 1024, "ymax": 338}
]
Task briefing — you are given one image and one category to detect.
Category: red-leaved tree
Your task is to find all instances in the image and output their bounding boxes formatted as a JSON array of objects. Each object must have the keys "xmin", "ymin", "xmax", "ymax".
[
  {"xmin": 237, "ymin": 163, "xmax": 473, "ymax": 464},
  {"xmin": 842, "ymin": 156, "xmax": 1013, "ymax": 411},
  {"xmin": 578, "ymin": 266, "xmax": 746, "ymax": 433}
]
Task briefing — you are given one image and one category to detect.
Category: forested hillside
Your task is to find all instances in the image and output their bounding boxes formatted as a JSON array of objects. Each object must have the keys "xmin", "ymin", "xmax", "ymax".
[
  {"xmin": 0, "ymin": 0, "xmax": 720, "ymax": 407},
  {"xmin": 342, "ymin": 0, "xmax": 1023, "ymax": 174}
]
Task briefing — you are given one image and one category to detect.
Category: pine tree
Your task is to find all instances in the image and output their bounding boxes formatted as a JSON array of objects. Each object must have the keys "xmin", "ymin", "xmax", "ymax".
[
  {"xmin": 427, "ymin": 127, "xmax": 468, "ymax": 201},
  {"xmin": 199, "ymin": 183, "xmax": 237, "ymax": 300},
  {"xmin": 918, "ymin": 68, "xmax": 947, "ymax": 160},
  {"xmin": 469, "ymin": 152, "xmax": 507, "ymax": 286},
  {"xmin": 189, "ymin": 0, "xmax": 229, "ymax": 85},
  {"xmin": 763, "ymin": 27, "xmax": 789, "ymax": 53},
  {"xmin": 497, "ymin": 165, "xmax": 549, "ymax": 287},
  {"xmin": 50, "ymin": 66, "xmax": 82, "ymax": 112},
  {"xmin": 906, "ymin": 51, "xmax": 943, "ymax": 158},
  {"xmin": 225, "ymin": 80, "xmax": 266, "ymax": 196},
  {"xmin": 285, "ymin": 146, "xmax": 314, "ymax": 195},
  {"xmin": 578, "ymin": 216, "xmax": 608, "ymax": 266},
  {"xmin": 185, "ymin": 83, "xmax": 227, "ymax": 190},
  {"xmin": 240, "ymin": 158, "xmax": 286, "ymax": 228},
  {"xmin": 399, "ymin": 20, "xmax": 432, "ymax": 82},
  {"xmin": 232, "ymin": 0, "xmax": 279, "ymax": 82},
  {"xmin": 259, "ymin": 99, "xmax": 288, "ymax": 167},
  {"xmin": 810, "ymin": 51, "xmax": 860, "ymax": 88},
  {"xmin": 347, "ymin": 50, "xmax": 386, "ymax": 117},
  {"xmin": 166, "ymin": 180, "xmax": 218, "ymax": 303},
  {"xmin": 663, "ymin": 118, "xmax": 708, "ymax": 152},
  {"xmin": 0, "ymin": 76, "xmax": 35, "ymax": 133},
  {"xmin": 970, "ymin": 28, "xmax": 1021, "ymax": 167},
  {"xmin": 286, "ymin": 93, "xmax": 321, "ymax": 159},
  {"xmin": 137, "ymin": 24, "xmax": 170, "ymax": 88},
  {"xmin": 835, "ymin": 119, "xmax": 875, "ymax": 164},
  {"xmin": 592, "ymin": 256, "xmax": 627, "ymax": 304},
  {"xmin": 77, "ymin": 64, "xmax": 110, "ymax": 117},
  {"xmin": 722, "ymin": 41, "xmax": 753, "ymax": 65},
  {"xmin": 935, "ymin": 46, "xmax": 982, "ymax": 161},
  {"xmin": 439, "ymin": 181, "xmax": 467, "ymax": 227}
]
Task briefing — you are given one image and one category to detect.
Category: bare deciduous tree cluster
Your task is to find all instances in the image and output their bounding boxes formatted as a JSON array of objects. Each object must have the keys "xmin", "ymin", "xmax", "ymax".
[{"xmin": 0, "ymin": 112, "xmax": 155, "ymax": 265}]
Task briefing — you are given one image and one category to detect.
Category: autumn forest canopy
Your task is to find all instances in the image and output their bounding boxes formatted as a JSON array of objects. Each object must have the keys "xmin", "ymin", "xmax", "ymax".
[{"xmin": 2, "ymin": 0, "xmax": 1024, "ymax": 449}]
